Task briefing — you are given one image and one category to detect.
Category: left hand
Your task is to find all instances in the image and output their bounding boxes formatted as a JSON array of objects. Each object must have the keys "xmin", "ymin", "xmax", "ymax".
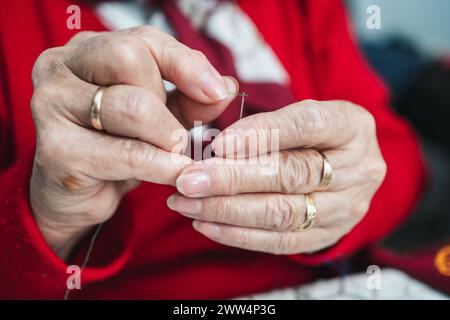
[{"xmin": 167, "ymin": 100, "xmax": 387, "ymax": 254}]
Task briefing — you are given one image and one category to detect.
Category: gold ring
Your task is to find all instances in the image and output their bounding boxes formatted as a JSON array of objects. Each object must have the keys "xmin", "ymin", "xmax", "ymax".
[
  {"xmin": 296, "ymin": 194, "xmax": 317, "ymax": 231},
  {"xmin": 90, "ymin": 86, "xmax": 107, "ymax": 131},
  {"xmin": 317, "ymin": 152, "xmax": 332, "ymax": 191}
]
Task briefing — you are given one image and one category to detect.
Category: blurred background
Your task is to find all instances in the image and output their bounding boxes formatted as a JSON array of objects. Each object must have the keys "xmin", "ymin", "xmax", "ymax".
[{"xmin": 347, "ymin": 0, "xmax": 450, "ymax": 250}]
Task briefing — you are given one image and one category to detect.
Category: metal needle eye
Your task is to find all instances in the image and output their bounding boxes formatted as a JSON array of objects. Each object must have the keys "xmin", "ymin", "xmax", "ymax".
[{"xmin": 228, "ymin": 92, "xmax": 248, "ymax": 96}]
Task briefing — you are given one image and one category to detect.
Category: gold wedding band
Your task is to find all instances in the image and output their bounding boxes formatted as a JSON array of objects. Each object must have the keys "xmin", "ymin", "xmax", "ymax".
[
  {"xmin": 317, "ymin": 153, "xmax": 332, "ymax": 191},
  {"xmin": 297, "ymin": 194, "xmax": 317, "ymax": 231},
  {"xmin": 90, "ymin": 86, "xmax": 107, "ymax": 131}
]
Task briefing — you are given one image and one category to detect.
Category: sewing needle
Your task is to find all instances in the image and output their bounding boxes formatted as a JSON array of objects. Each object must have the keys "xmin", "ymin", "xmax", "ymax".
[{"xmin": 228, "ymin": 92, "xmax": 248, "ymax": 119}]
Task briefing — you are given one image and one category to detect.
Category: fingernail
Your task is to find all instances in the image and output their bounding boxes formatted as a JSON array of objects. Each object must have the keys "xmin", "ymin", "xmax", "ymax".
[
  {"xmin": 212, "ymin": 132, "xmax": 243, "ymax": 156},
  {"xmin": 193, "ymin": 221, "xmax": 221, "ymax": 238},
  {"xmin": 176, "ymin": 170, "xmax": 211, "ymax": 195},
  {"xmin": 200, "ymin": 71, "xmax": 227, "ymax": 101},
  {"xmin": 223, "ymin": 76, "xmax": 238, "ymax": 94},
  {"xmin": 167, "ymin": 195, "xmax": 175, "ymax": 209},
  {"xmin": 167, "ymin": 195, "xmax": 202, "ymax": 215}
]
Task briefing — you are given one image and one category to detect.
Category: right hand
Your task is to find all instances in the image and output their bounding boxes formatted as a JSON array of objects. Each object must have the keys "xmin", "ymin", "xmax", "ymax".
[{"xmin": 30, "ymin": 26, "xmax": 237, "ymax": 259}]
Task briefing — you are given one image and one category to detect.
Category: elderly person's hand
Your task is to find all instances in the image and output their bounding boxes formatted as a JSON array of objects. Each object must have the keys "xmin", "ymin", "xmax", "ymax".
[
  {"xmin": 168, "ymin": 100, "xmax": 387, "ymax": 254},
  {"xmin": 30, "ymin": 26, "xmax": 237, "ymax": 259}
]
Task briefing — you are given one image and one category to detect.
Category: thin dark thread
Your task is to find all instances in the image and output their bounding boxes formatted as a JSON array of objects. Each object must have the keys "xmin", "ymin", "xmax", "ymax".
[{"xmin": 63, "ymin": 223, "xmax": 104, "ymax": 300}]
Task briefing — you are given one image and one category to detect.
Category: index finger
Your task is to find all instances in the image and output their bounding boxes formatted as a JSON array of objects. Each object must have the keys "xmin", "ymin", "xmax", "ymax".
[
  {"xmin": 125, "ymin": 26, "xmax": 229, "ymax": 103},
  {"xmin": 212, "ymin": 100, "xmax": 361, "ymax": 157}
]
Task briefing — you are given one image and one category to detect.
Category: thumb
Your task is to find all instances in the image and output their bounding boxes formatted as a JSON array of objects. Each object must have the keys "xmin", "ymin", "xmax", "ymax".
[{"xmin": 167, "ymin": 76, "xmax": 239, "ymax": 129}]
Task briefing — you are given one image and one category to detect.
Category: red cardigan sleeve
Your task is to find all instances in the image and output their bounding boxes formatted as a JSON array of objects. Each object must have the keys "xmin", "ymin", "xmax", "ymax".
[
  {"xmin": 289, "ymin": 0, "xmax": 427, "ymax": 264},
  {"xmin": 0, "ymin": 0, "xmax": 137, "ymax": 298},
  {"xmin": 0, "ymin": 158, "xmax": 136, "ymax": 298},
  {"xmin": 0, "ymin": 68, "xmax": 132, "ymax": 301}
]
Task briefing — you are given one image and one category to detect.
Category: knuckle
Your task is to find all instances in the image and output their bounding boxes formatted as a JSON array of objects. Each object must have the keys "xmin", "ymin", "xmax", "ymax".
[
  {"xmin": 32, "ymin": 48, "xmax": 63, "ymax": 85},
  {"xmin": 295, "ymin": 102, "xmax": 332, "ymax": 141},
  {"xmin": 302, "ymin": 150, "xmax": 323, "ymax": 187},
  {"xmin": 298, "ymin": 99, "xmax": 319, "ymax": 110},
  {"xmin": 121, "ymin": 139, "xmax": 155, "ymax": 170},
  {"xmin": 354, "ymin": 108, "xmax": 377, "ymax": 136},
  {"xmin": 218, "ymin": 165, "xmax": 243, "ymax": 195},
  {"xmin": 365, "ymin": 157, "xmax": 387, "ymax": 186},
  {"xmin": 379, "ymin": 159, "xmax": 388, "ymax": 182},
  {"xmin": 339, "ymin": 99, "xmax": 358, "ymax": 110},
  {"xmin": 167, "ymin": 46, "xmax": 206, "ymax": 80},
  {"xmin": 108, "ymin": 36, "xmax": 145, "ymax": 71},
  {"xmin": 121, "ymin": 91, "xmax": 152, "ymax": 125},
  {"xmin": 301, "ymin": 99, "xmax": 318, "ymax": 104},
  {"xmin": 30, "ymin": 80, "xmax": 58, "ymax": 115},
  {"xmin": 30, "ymin": 84, "xmax": 49, "ymax": 111},
  {"xmin": 33, "ymin": 49, "xmax": 55, "ymax": 75},
  {"xmin": 267, "ymin": 196, "xmax": 297, "ymax": 231},
  {"xmin": 128, "ymin": 25, "xmax": 158, "ymax": 37},
  {"xmin": 165, "ymin": 44, "xmax": 187, "ymax": 77},
  {"xmin": 373, "ymin": 158, "xmax": 387, "ymax": 185},
  {"xmin": 279, "ymin": 152, "xmax": 301, "ymax": 193},
  {"xmin": 362, "ymin": 110, "xmax": 376, "ymax": 130},
  {"xmin": 67, "ymin": 31, "xmax": 97, "ymax": 44},
  {"xmin": 189, "ymin": 49, "xmax": 207, "ymax": 63},
  {"xmin": 279, "ymin": 152, "xmax": 316, "ymax": 193},
  {"xmin": 211, "ymin": 197, "xmax": 231, "ymax": 222}
]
